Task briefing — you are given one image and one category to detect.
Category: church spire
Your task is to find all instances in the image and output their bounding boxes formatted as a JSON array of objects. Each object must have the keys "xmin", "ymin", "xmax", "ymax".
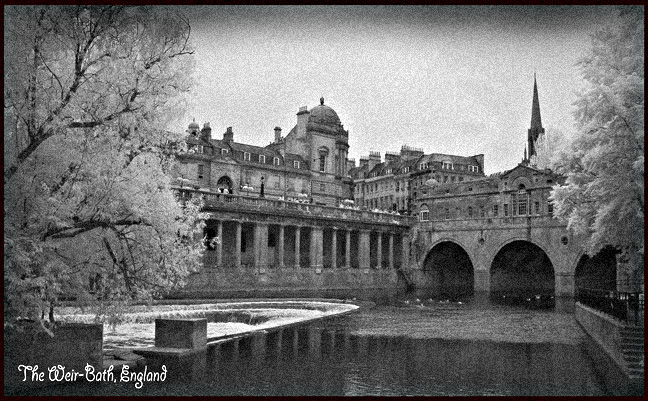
[{"xmin": 527, "ymin": 73, "xmax": 545, "ymax": 160}]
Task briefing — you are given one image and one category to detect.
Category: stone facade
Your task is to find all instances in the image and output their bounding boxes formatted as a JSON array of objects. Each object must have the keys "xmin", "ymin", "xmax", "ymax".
[
  {"xmin": 172, "ymin": 80, "xmax": 620, "ymax": 300},
  {"xmin": 349, "ymin": 147, "xmax": 485, "ymax": 214},
  {"xmin": 173, "ymin": 98, "xmax": 353, "ymax": 207}
]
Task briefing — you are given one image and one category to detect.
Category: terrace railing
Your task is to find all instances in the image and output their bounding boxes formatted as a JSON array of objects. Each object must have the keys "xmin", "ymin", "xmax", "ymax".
[
  {"xmin": 577, "ymin": 287, "xmax": 644, "ymax": 326},
  {"xmin": 174, "ymin": 187, "xmax": 415, "ymax": 226}
]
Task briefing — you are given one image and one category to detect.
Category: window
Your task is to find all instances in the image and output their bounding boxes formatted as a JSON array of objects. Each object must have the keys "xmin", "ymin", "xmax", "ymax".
[
  {"xmin": 459, "ymin": 176, "xmax": 464, "ymax": 182},
  {"xmin": 320, "ymin": 183, "xmax": 325, "ymax": 192},
  {"xmin": 420, "ymin": 162, "xmax": 429, "ymax": 170},
  {"xmin": 259, "ymin": 155, "xmax": 266, "ymax": 163},
  {"xmin": 319, "ymin": 155, "xmax": 326, "ymax": 172},
  {"xmin": 221, "ymin": 148, "xmax": 228, "ymax": 155},
  {"xmin": 548, "ymin": 201, "xmax": 554, "ymax": 216},
  {"xmin": 442, "ymin": 162, "xmax": 453, "ymax": 170},
  {"xmin": 403, "ymin": 167, "xmax": 410, "ymax": 173},
  {"xmin": 243, "ymin": 152, "xmax": 251, "ymax": 161},
  {"xmin": 420, "ymin": 205, "xmax": 429, "ymax": 221},
  {"xmin": 274, "ymin": 180, "xmax": 280, "ymax": 189},
  {"xmin": 197, "ymin": 145, "xmax": 204, "ymax": 154},
  {"xmin": 470, "ymin": 165, "xmax": 479, "ymax": 173},
  {"xmin": 535, "ymin": 201, "xmax": 540, "ymax": 215},
  {"xmin": 468, "ymin": 206, "xmax": 473, "ymax": 218},
  {"xmin": 480, "ymin": 206, "xmax": 485, "ymax": 218},
  {"xmin": 443, "ymin": 176, "xmax": 448, "ymax": 183},
  {"xmin": 445, "ymin": 208, "xmax": 450, "ymax": 220},
  {"xmin": 274, "ymin": 157, "xmax": 280, "ymax": 166},
  {"xmin": 293, "ymin": 160, "xmax": 300, "ymax": 168},
  {"xmin": 503, "ymin": 203, "xmax": 509, "ymax": 217},
  {"xmin": 493, "ymin": 204, "xmax": 499, "ymax": 217},
  {"xmin": 519, "ymin": 199, "xmax": 527, "ymax": 215},
  {"xmin": 197, "ymin": 164, "xmax": 204, "ymax": 179}
]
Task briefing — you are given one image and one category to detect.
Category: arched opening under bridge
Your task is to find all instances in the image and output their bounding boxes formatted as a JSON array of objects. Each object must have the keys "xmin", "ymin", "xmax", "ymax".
[
  {"xmin": 490, "ymin": 240, "xmax": 555, "ymax": 306},
  {"xmin": 422, "ymin": 241, "xmax": 474, "ymax": 298}
]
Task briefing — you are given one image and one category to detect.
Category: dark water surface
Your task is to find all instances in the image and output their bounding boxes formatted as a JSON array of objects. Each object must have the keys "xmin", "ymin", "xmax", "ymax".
[{"xmin": 11, "ymin": 291, "xmax": 643, "ymax": 396}]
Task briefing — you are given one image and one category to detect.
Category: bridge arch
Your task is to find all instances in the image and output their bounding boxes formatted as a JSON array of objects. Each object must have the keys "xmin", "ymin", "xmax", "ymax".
[
  {"xmin": 421, "ymin": 239, "xmax": 474, "ymax": 298},
  {"xmin": 573, "ymin": 246, "xmax": 618, "ymax": 292},
  {"xmin": 489, "ymin": 238, "xmax": 555, "ymax": 298}
]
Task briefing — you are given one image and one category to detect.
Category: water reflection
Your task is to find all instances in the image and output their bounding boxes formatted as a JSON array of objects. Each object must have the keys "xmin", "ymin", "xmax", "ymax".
[{"xmin": 10, "ymin": 291, "xmax": 643, "ymax": 396}]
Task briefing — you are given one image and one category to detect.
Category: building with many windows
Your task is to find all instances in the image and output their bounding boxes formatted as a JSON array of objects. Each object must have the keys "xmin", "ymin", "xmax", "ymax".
[
  {"xmin": 413, "ymin": 75, "xmax": 563, "ymax": 222},
  {"xmin": 350, "ymin": 146, "xmax": 485, "ymax": 214},
  {"xmin": 173, "ymin": 98, "xmax": 353, "ymax": 206}
]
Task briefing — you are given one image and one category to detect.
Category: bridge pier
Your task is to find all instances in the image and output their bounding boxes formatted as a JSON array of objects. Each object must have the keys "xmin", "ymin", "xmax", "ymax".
[
  {"xmin": 474, "ymin": 269, "xmax": 490, "ymax": 293},
  {"xmin": 555, "ymin": 272, "xmax": 575, "ymax": 297}
]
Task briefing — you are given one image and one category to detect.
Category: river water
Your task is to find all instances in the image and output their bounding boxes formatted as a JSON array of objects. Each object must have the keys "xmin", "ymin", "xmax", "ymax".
[{"xmin": 14, "ymin": 291, "xmax": 643, "ymax": 396}]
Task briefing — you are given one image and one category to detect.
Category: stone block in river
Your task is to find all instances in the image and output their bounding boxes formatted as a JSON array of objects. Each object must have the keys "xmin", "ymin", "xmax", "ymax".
[{"xmin": 154, "ymin": 318, "xmax": 207, "ymax": 350}]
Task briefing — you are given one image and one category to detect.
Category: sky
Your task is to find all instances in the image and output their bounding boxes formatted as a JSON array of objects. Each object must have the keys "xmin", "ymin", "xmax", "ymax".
[{"xmin": 175, "ymin": 5, "xmax": 618, "ymax": 175}]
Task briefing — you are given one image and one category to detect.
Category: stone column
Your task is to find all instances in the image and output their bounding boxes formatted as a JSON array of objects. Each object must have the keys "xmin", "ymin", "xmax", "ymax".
[
  {"xmin": 376, "ymin": 232, "xmax": 382, "ymax": 269},
  {"xmin": 331, "ymin": 228, "xmax": 337, "ymax": 269},
  {"xmin": 388, "ymin": 233, "xmax": 394, "ymax": 270},
  {"xmin": 295, "ymin": 226, "xmax": 301, "ymax": 268},
  {"xmin": 216, "ymin": 220, "xmax": 223, "ymax": 268},
  {"xmin": 401, "ymin": 234, "xmax": 409, "ymax": 270},
  {"xmin": 235, "ymin": 221, "xmax": 242, "ymax": 269},
  {"xmin": 278, "ymin": 224, "xmax": 285, "ymax": 269},
  {"xmin": 345, "ymin": 230, "xmax": 351, "ymax": 268},
  {"xmin": 311, "ymin": 226, "xmax": 323, "ymax": 271},
  {"xmin": 254, "ymin": 223, "xmax": 268, "ymax": 272},
  {"xmin": 359, "ymin": 230, "xmax": 370, "ymax": 271}
]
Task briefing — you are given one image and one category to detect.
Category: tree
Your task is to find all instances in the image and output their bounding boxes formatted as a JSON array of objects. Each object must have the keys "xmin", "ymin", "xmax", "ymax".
[
  {"xmin": 4, "ymin": 5, "xmax": 205, "ymax": 333},
  {"xmin": 534, "ymin": 127, "xmax": 572, "ymax": 171},
  {"xmin": 550, "ymin": 6, "xmax": 644, "ymax": 290}
]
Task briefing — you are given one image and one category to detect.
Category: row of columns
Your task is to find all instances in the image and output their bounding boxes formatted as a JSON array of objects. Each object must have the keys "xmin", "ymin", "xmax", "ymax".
[{"xmin": 209, "ymin": 220, "xmax": 408, "ymax": 270}]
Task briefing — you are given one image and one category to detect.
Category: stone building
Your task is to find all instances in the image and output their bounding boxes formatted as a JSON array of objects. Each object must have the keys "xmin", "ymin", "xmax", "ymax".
[
  {"xmin": 350, "ymin": 146, "xmax": 485, "ymax": 214},
  {"xmin": 173, "ymin": 97, "xmax": 353, "ymax": 206},
  {"xmin": 415, "ymin": 164, "xmax": 564, "ymax": 222},
  {"xmin": 413, "ymin": 74, "xmax": 557, "ymax": 223}
]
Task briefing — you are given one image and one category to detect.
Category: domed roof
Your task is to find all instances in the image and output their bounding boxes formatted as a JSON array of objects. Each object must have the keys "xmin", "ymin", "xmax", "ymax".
[
  {"xmin": 308, "ymin": 97, "xmax": 341, "ymax": 126},
  {"xmin": 188, "ymin": 118, "xmax": 199, "ymax": 129}
]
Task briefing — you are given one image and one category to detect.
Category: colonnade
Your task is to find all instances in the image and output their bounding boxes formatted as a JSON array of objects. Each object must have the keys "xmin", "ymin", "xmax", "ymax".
[{"xmin": 204, "ymin": 220, "xmax": 409, "ymax": 271}]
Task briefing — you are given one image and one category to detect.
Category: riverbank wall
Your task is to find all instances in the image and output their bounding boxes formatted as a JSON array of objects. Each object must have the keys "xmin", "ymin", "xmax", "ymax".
[
  {"xmin": 574, "ymin": 302, "xmax": 644, "ymax": 381},
  {"xmin": 174, "ymin": 268, "xmax": 403, "ymax": 299}
]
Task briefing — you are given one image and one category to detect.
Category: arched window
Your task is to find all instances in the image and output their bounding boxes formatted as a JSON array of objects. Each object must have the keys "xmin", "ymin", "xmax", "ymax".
[
  {"xmin": 420, "ymin": 204, "xmax": 429, "ymax": 221},
  {"xmin": 318, "ymin": 147, "xmax": 329, "ymax": 173},
  {"xmin": 217, "ymin": 176, "xmax": 233, "ymax": 193}
]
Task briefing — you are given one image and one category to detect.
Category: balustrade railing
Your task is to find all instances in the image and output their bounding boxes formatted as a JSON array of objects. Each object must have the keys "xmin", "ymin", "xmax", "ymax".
[
  {"xmin": 577, "ymin": 287, "xmax": 644, "ymax": 326},
  {"xmin": 174, "ymin": 187, "xmax": 413, "ymax": 225}
]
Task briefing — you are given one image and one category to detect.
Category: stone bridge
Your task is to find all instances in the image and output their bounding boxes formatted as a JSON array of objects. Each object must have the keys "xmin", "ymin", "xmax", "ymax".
[
  {"xmin": 406, "ymin": 215, "xmax": 585, "ymax": 298},
  {"xmin": 176, "ymin": 188, "xmax": 598, "ymax": 299}
]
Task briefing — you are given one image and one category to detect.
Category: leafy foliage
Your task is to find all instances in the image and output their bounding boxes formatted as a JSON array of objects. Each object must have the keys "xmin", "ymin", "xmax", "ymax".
[
  {"xmin": 534, "ymin": 127, "xmax": 572, "ymax": 171},
  {"xmin": 550, "ymin": 7, "xmax": 644, "ymax": 270},
  {"xmin": 4, "ymin": 6, "xmax": 205, "ymax": 331}
]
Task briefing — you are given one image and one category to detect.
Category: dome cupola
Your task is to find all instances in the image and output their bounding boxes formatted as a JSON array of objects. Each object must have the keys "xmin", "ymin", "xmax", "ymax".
[{"xmin": 308, "ymin": 97, "xmax": 341, "ymax": 126}]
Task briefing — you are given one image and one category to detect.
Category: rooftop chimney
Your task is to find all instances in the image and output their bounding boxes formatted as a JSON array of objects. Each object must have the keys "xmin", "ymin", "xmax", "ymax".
[
  {"xmin": 296, "ymin": 106, "xmax": 309, "ymax": 138},
  {"xmin": 274, "ymin": 126, "xmax": 282, "ymax": 143},
  {"xmin": 385, "ymin": 151, "xmax": 399, "ymax": 163},
  {"xmin": 200, "ymin": 122, "xmax": 212, "ymax": 141},
  {"xmin": 368, "ymin": 151, "xmax": 381, "ymax": 170},
  {"xmin": 223, "ymin": 127, "xmax": 233, "ymax": 143}
]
